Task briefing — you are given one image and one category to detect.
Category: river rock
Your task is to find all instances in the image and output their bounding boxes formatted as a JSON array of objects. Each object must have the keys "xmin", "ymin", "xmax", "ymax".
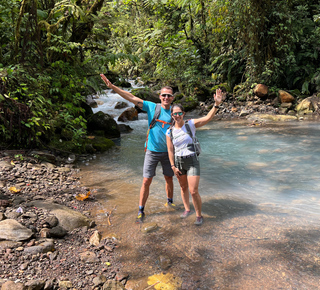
[
  {"xmin": 24, "ymin": 240, "xmax": 55, "ymax": 255},
  {"xmin": 0, "ymin": 160, "xmax": 14, "ymax": 170},
  {"xmin": 1, "ymin": 280, "xmax": 26, "ymax": 290},
  {"xmin": 49, "ymin": 225, "xmax": 68, "ymax": 238},
  {"xmin": 247, "ymin": 113, "xmax": 297, "ymax": 122},
  {"xmin": 279, "ymin": 90, "xmax": 295, "ymax": 103},
  {"xmin": 89, "ymin": 230, "xmax": 101, "ymax": 246},
  {"xmin": 93, "ymin": 275, "xmax": 107, "ymax": 286},
  {"xmin": 117, "ymin": 107, "xmax": 138, "ymax": 122},
  {"xmin": 0, "ymin": 240, "xmax": 22, "ymax": 249},
  {"xmin": 0, "ymin": 219, "xmax": 33, "ymax": 241},
  {"xmin": 87, "ymin": 111, "xmax": 120, "ymax": 138},
  {"xmin": 79, "ymin": 251, "xmax": 99, "ymax": 263},
  {"xmin": 296, "ymin": 95, "xmax": 320, "ymax": 115},
  {"xmin": 253, "ymin": 84, "xmax": 268, "ymax": 99},
  {"xmin": 158, "ymin": 255, "xmax": 172, "ymax": 270},
  {"xmin": 58, "ymin": 280, "xmax": 73, "ymax": 289},
  {"xmin": 141, "ymin": 222, "xmax": 158, "ymax": 233},
  {"xmin": 102, "ymin": 280, "xmax": 126, "ymax": 290},
  {"xmin": 114, "ymin": 101, "xmax": 128, "ymax": 109},
  {"xmin": 27, "ymin": 201, "xmax": 90, "ymax": 231},
  {"xmin": 24, "ymin": 279, "xmax": 45, "ymax": 290}
]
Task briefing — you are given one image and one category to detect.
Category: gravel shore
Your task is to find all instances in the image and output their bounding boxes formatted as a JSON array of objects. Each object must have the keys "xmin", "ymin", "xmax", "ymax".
[{"xmin": 0, "ymin": 151, "xmax": 127, "ymax": 290}]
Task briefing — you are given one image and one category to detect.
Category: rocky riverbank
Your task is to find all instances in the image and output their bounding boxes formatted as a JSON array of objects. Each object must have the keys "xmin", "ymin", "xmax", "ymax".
[{"xmin": 0, "ymin": 151, "xmax": 127, "ymax": 290}]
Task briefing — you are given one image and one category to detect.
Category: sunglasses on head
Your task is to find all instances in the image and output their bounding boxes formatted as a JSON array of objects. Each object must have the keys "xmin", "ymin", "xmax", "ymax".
[
  {"xmin": 172, "ymin": 112, "xmax": 183, "ymax": 116},
  {"xmin": 160, "ymin": 94, "xmax": 173, "ymax": 98}
]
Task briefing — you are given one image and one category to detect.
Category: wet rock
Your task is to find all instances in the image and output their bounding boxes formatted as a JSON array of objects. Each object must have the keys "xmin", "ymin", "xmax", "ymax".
[
  {"xmin": 0, "ymin": 219, "xmax": 33, "ymax": 241},
  {"xmin": 102, "ymin": 280, "xmax": 126, "ymax": 290},
  {"xmin": 117, "ymin": 107, "xmax": 138, "ymax": 122},
  {"xmin": 89, "ymin": 230, "xmax": 101, "ymax": 246},
  {"xmin": 118, "ymin": 124, "xmax": 133, "ymax": 133},
  {"xmin": 114, "ymin": 101, "xmax": 128, "ymax": 109},
  {"xmin": 158, "ymin": 255, "xmax": 172, "ymax": 270},
  {"xmin": 24, "ymin": 240, "xmax": 55, "ymax": 255},
  {"xmin": 141, "ymin": 222, "xmax": 158, "ymax": 233},
  {"xmin": 87, "ymin": 111, "xmax": 121, "ymax": 138}
]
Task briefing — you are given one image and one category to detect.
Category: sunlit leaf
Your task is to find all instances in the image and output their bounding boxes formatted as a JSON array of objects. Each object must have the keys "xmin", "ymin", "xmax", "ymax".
[
  {"xmin": 147, "ymin": 273, "xmax": 182, "ymax": 290},
  {"xmin": 9, "ymin": 187, "xmax": 21, "ymax": 193},
  {"xmin": 75, "ymin": 191, "xmax": 91, "ymax": 201}
]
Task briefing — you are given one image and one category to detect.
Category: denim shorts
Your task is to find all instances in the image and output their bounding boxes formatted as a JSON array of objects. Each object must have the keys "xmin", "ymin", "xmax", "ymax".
[
  {"xmin": 143, "ymin": 150, "xmax": 174, "ymax": 178},
  {"xmin": 175, "ymin": 154, "xmax": 200, "ymax": 176}
]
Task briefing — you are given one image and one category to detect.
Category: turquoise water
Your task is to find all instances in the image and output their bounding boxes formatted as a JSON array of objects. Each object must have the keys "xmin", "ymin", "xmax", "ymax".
[
  {"xmin": 79, "ymin": 88, "xmax": 320, "ymax": 289},
  {"xmin": 88, "ymin": 87, "xmax": 320, "ymax": 218}
]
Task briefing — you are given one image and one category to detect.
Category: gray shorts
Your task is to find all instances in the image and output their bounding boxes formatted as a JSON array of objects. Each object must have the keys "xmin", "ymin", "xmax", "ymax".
[
  {"xmin": 143, "ymin": 150, "xmax": 174, "ymax": 178},
  {"xmin": 175, "ymin": 154, "xmax": 200, "ymax": 176}
]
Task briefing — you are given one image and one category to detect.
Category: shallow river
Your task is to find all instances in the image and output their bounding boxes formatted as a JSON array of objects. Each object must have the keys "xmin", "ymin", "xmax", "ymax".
[{"xmin": 79, "ymin": 88, "xmax": 320, "ymax": 289}]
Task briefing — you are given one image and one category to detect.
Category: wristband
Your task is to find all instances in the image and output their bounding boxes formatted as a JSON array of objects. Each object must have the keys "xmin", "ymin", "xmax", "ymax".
[
  {"xmin": 214, "ymin": 105, "xmax": 219, "ymax": 109},
  {"xmin": 171, "ymin": 165, "xmax": 175, "ymax": 167}
]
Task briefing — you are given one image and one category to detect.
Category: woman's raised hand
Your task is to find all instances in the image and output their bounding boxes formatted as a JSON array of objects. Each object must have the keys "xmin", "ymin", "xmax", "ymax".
[{"xmin": 213, "ymin": 88, "xmax": 226, "ymax": 105}]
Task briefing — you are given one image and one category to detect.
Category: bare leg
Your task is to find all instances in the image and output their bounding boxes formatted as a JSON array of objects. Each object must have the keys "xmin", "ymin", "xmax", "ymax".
[
  {"xmin": 187, "ymin": 175, "xmax": 201, "ymax": 217},
  {"xmin": 164, "ymin": 175, "xmax": 173, "ymax": 200},
  {"xmin": 177, "ymin": 174, "xmax": 190, "ymax": 211},
  {"xmin": 139, "ymin": 177, "xmax": 153, "ymax": 207}
]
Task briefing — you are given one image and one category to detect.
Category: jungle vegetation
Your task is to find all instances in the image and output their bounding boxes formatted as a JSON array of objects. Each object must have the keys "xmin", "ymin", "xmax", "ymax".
[{"xmin": 0, "ymin": 0, "xmax": 319, "ymax": 151}]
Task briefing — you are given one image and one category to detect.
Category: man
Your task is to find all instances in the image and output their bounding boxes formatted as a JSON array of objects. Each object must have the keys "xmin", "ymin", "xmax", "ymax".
[{"xmin": 100, "ymin": 74, "xmax": 175, "ymax": 223}]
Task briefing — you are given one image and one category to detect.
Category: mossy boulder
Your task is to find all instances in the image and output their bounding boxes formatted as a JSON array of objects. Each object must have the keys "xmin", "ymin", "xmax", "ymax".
[
  {"xmin": 179, "ymin": 96, "xmax": 199, "ymax": 112},
  {"xmin": 87, "ymin": 111, "xmax": 120, "ymax": 138},
  {"xmin": 87, "ymin": 136, "xmax": 115, "ymax": 152}
]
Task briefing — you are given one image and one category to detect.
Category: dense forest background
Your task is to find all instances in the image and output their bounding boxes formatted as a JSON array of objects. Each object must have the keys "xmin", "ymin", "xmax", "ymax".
[{"xmin": 0, "ymin": 0, "xmax": 319, "ymax": 152}]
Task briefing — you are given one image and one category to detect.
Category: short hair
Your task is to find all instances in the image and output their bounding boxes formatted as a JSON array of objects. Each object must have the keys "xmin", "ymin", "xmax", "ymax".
[{"xmin": 161, "ymin": 86, "xmax": 173, "ymax": 93}]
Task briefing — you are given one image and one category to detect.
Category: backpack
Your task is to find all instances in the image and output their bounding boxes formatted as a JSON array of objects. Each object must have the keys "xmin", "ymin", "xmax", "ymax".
[
  {"xmin": 145, "ymin": 104, "xmax": 172, "ymax": 152},
  {"xmin": 170, "ymin": 120, "xmax": 202, "ymax": 156}
]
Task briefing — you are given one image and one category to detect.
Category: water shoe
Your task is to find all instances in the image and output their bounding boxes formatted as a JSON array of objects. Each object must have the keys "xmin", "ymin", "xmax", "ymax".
[
  {"xmin": 180, "ymin": 210, "xmax": 193, "ymax": 219},
  {"xmin": 194, "ymin": 216, "xmax": 203, "ymax": 226},
  {"xmin": 135, "ymin": 212, "xmax": 145, "ymax": 223}
]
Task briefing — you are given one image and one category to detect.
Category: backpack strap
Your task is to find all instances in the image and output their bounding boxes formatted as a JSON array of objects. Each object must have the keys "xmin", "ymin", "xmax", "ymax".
[{"xmin": 184, "ymin": 120, "xmax": 194, "ymax": 139}]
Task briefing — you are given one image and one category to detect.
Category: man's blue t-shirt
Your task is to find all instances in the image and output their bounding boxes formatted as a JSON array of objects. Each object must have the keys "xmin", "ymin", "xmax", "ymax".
[{"xmin": 143, "ymin": 101, "xmax": 172, "ymax": 152}]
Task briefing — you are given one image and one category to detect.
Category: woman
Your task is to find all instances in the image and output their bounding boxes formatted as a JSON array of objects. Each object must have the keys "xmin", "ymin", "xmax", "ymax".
[{"xmin": 166, "ymin": 89, "xmax": 225, "ymax": 225}]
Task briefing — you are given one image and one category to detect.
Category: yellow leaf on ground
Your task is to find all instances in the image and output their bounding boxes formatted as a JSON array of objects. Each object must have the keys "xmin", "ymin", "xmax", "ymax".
[
  {"xmin": 11, "ymin": 160, "xmax": 15, "ymax": 165},
  {"xmin": 147, "ymin": 273, "xmax": 182, "ymax": 290},
  {"xmin": 9, "ymin": 187, "xmax": 21, "ymax": 193},
  {"xmin": 75, "ymin": 191, "xmax": 91, "ymax": 201}
]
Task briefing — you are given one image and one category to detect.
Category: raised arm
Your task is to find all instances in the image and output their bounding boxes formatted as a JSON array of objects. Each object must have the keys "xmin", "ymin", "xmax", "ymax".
[
  {"xmin": 193, "ymin": 88, "xmax": 225, "ymax": 128},
  {"xmin": 100, "ymin": 74, "xmax": 144, "ymax": 109}
]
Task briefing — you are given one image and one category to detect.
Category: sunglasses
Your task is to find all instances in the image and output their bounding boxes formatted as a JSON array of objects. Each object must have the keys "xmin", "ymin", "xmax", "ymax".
[
  {"xmin": 160, "ymin": 94, "xmax": 173, "ymax": 98},
  {"xmin": 172, "ymin": 112, "xmax": 183, "ymax": 116}
]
